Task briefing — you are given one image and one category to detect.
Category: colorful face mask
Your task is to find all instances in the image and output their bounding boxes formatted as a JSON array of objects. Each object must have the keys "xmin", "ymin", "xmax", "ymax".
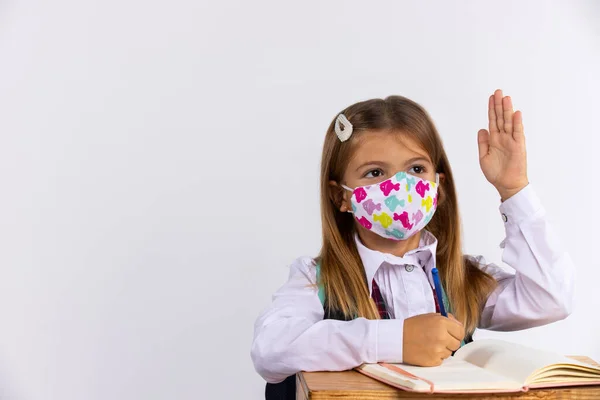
[{"xmin": 342, "ymin": 172, "xmax": 439, "ymax": 241}]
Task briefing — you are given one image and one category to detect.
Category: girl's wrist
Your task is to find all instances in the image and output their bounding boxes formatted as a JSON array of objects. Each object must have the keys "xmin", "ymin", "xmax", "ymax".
[{"xmin": 497, "ymin": 182, "xmax": 529, "ymax": 202}]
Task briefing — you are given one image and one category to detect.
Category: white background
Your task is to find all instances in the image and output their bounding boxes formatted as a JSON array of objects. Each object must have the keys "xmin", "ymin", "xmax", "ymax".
[{"xmin": 0, "ymin": 1, "xmax": 598, "ymax": 399}]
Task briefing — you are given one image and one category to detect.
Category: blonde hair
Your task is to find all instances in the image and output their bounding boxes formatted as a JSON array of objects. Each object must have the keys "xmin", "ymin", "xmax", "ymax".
[{"xmin": 317, "ymin": 96, "xmax": 497, "ymax": 333}]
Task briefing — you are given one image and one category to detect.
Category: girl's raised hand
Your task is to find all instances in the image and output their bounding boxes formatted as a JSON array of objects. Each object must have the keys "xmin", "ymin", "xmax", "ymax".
[{"xmin": 477, "ymin": 89, "xmax": 529, "ymax": 201}]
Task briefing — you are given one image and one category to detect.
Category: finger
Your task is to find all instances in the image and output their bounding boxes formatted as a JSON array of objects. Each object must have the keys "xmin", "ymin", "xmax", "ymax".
[
  {"xmin": 494, "ymin": 89, "xmax": 504, "ymax": 133},
  {"xmin": 488, "ymin": 95, "xmax": 498, "ymax": 134},
  {"xmin": 446, "ymin": 335, "xmax": 461, "ymax": 352},
  {"xmin": 477, "ymin": 129, "xmax": 489, "ymax": 160},
  {"xmin": 503, "ymin": 96, "xmax": 513, "ymax": 135},
  {"xmin": 445, "ymin": 319, "xmax": 465, "ymax": 342},
  {"xmin": 440, "ymin": 348, "xmax": 452, "ymax": 360},
  {"xmin": 513, "ymin": 110, "xmax": 524, "ymax": 140}
]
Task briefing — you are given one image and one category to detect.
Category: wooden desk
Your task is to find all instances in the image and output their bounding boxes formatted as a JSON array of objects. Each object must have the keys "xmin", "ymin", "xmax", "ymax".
[{"xmin": 296, "ymin": 356, "xmax": 600, "ymax": 400}]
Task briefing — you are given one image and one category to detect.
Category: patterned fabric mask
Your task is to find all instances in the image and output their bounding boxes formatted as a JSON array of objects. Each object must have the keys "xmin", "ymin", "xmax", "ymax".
[{"xmin": 342, "ymin": 172, "xmax": 439, "ymax": 241}]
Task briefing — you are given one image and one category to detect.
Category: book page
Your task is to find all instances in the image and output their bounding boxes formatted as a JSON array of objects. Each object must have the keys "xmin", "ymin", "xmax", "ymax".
[
  {"xmin": 374, "ymin": 357, "xmax": 522, "ymax": 392},
  {"xmin": 535, "ymin": 368, "xmax": 600, "ymax": 380},
  {"xmin": 453, "ymin": 339, "xmax": 599, "ymax": 385}
]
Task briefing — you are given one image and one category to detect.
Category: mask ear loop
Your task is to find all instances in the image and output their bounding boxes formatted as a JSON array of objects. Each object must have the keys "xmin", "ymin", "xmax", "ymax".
[
  {"xmin": 339, "ymin": 184, "xmax": 354, "ymax": 213},
  {"xmin": 435, "ymin": 173, "xmax": 439, "ymax": 186}
]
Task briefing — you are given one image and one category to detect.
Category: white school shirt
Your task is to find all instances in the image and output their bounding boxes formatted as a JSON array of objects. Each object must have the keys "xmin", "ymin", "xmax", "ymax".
[{"xmin": 251, "ymin": 184, "xmax": 575, "ymax": 384}]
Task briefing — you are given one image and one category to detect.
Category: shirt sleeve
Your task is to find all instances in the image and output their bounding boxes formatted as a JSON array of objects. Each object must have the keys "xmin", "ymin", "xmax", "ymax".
[
  {"xmin": 470, "ymin": 184, "xmax": 575, "ymax": 331},
  {"xmin": 250, "ymin": 256, "xmax": 404, "ymax": 383}
]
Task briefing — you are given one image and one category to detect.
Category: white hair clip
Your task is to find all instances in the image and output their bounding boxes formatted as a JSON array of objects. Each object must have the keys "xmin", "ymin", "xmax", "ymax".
[{"xmin": 334, "ymin": 114, "xmax": 353, "ymax": 142}]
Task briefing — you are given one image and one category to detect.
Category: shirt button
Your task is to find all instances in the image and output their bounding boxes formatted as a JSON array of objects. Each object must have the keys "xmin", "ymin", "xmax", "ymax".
[
  {"xmin": 502, "ymin": 213, "xmax": 508, "ymax": 223},
  {"xmin": 405, "ymin": 264, "xmax": 414, "ymax": 272}
]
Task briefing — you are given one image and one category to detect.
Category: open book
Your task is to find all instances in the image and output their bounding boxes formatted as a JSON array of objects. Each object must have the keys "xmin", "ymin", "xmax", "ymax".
[{"xmin": 356, "ymin": 339, "xmax": 600, "ymax": 394}]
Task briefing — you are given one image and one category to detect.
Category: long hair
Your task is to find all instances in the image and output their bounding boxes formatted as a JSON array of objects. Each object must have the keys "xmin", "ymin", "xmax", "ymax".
[{"xmin": 317, "ymin": 95, "xmax": 497, "ymax": 332}]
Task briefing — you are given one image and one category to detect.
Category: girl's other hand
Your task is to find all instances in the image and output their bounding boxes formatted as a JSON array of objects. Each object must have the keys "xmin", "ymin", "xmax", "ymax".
[{"xmin": 402, "ymin": 313, "xmax": 465, "ymax": 366}]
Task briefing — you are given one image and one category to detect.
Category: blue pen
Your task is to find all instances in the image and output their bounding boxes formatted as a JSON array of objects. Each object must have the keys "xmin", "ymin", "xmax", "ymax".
[{"xmin": 431, "ymin": 268, "xmax": 447, "ymax": 317}]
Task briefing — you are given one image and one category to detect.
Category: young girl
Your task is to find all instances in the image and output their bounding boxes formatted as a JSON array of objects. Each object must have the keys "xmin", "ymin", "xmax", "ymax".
[{"xmin": 251, "ymin": 90, "xmax": 574, "ymax": 399}]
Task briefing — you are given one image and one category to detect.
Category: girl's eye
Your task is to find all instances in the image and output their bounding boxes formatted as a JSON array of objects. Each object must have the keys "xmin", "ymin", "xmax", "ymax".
[
  {"xmin": 410, "ymin": 165, "xmax": 426, "ymax": 174},
  {"xmin": 365, "ymin": 169, "xmax": 384, "ymax": 178}
]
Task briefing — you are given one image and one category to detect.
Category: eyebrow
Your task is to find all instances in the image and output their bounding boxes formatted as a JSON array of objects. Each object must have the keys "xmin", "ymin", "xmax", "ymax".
[
  {"xmin": 403, "ymin": 157, "xmax": 432, "ymax": 166},
  {"xmin": 355, "ymin": 160, "xmax": 391, "ymax": 172},
  {"xmin": 355, "ymin": 157, "xmax": 432, "ymax": 172}
]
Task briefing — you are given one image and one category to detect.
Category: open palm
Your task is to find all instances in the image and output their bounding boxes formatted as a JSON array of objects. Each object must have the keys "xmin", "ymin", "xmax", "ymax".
[{"xmin": 477, "ymin": 89, "xmax": 529, "ymax": 200}]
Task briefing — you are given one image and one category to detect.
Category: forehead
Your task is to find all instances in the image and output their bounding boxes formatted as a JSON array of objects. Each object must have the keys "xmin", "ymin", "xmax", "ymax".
[{"xmin": 348, "ymin": 130, "xmax": 431, "ymax": 165}]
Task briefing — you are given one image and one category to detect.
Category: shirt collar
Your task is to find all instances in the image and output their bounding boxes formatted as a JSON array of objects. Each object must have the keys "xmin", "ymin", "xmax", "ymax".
[{"xmin": 354, "ymin": 230, "xmax": 438, "ymax": 295}]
